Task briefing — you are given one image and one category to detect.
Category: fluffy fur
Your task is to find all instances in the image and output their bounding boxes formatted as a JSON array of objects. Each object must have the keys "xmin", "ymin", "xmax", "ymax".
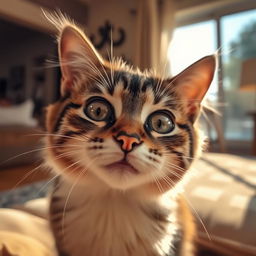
[{"xmin": 44, "ymin": 12, "xmax": 216, "ymax": 256}]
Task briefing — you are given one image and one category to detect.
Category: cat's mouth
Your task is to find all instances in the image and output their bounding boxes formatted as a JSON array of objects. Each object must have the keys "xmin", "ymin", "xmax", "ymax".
[{"xmin": 104, "ymin": 160, "xmax": 139, "ymax": 175}]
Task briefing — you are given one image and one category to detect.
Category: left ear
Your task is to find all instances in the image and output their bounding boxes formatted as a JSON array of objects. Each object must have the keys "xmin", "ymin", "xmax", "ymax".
[{"xmin": 172, "ymin": 55, "xmax": 216, "ymax": 122}]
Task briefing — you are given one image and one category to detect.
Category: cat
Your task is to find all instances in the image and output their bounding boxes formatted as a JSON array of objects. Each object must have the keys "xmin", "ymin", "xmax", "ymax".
[{"xmin": 44, "ymin": 14, "xmax": 216, "ymax": 256}]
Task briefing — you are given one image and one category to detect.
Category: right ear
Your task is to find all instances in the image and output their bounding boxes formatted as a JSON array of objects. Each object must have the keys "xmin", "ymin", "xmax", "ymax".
[{"xmin": 59, "ymin": 26, "xmax": 103, "ymax": 96}]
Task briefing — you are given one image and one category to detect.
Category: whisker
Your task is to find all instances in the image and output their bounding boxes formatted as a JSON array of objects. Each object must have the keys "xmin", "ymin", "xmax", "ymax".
[
  {"xmin": 27, "ymin": 133, "xmax": 91, "ymax": 142},
  {"xmin": 163, "ymin": 166, "xmax": 185, "ymax": 179},
  {"xmin": 54, "ymin": 150, "xmax": 80, "ymax": 161},
  {"xmin": 11, "ymin": 163, "xmax": 45, "ymax": 190},
  {"xmin": 81, "ymin": 59, "xmax": 110, "ymax": 89},
  {"xmin": 68, "ymin": 53, "xmax": 112, "ymax": 90},
  {"xmin": 35, "ymin": 173, "xmax": 60, "ymax": 196},
  {"xmin": 162, "ymin": 151, "xmax": 197, "ymax": 161},
  {"xmin": 0, "ymin": 144, "xmax": 83, "ymax": 166},
  {"xmin": 106, "ymin": 30, "xmax": 114, "ymax": 86},
  {"xmin": 61, "ymin": 166, "xmax": 85, "ymax": 238},
  {"xmin": 61, "ymin": 157, "xmax": 97, "ymax": 239},
  {"xmin": 162, "ymin": 173, "xmax": 212, "ymax": 241},
  {"xmin": 154, "ymin": 58, "xmax": 169, "ymax": 98},
  {"xmin": 0, "ymin": 147, "xmax": 49, "ymax": 166},
  {"xmin": 46, "ymin": 58, "xmax": 108, "ymax": 89},
  {"xmin": 183, "ymin": 195, "xmax": 212, "ymax": 241},
  {"xmin": 160, "ymin": 174, "xmax": 175, "ymax": 190},
  {"xmin": 167, "ymin": 170, "xmax": 184, "ymax": 179},
  {"xmin": 44, "ymin": 157, "xmax": 84, "ymax": 197},
  {"xmin": 151, "ymin": 172, "xmax": 163, "ymax": 193},
  {"xmin": 165, "ymin": 162, "xmax": 187, "ymax": 173}
]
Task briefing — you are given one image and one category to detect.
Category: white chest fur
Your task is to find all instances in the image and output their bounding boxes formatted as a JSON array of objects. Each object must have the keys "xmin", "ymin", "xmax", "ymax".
[{"xmin": 50, "ymin": 177, "xmax": 179, "ymax": 256}]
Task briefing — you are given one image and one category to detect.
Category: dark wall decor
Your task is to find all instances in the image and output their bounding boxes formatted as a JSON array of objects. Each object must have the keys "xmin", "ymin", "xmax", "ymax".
[
  {"xmin": 9, "ymin": 66, "xmax": 26, "ymax": 104},
  {"xmin": 90, "ymin": 20, "xmax": 126, "ymax": 50},
  {"xmin": 0, "ymin": 78, "xmax": 7, "ymax": 99}
]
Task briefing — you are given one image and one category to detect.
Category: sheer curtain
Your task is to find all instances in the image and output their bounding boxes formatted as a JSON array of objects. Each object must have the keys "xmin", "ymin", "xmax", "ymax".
[{"xmin": 134, "ymin": 0, "xmax": 175, "ymax": 74}]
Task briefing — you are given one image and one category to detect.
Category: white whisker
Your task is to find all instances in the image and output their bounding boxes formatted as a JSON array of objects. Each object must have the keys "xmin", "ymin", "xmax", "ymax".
[
  {"xmin": 160, "ymin": 173, "xmax": 212, "ymax": 241},
  {"xmin": 11, "ymin": 163, "xmax": 45, "ymax": 190},
  {"xmin": 61, "ymin": 157, "xmax": 97, "ymax": 239}
]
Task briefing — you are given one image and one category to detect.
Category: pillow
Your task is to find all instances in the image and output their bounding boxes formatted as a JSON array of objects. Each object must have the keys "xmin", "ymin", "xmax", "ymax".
[{"xmin": 0, "ymin": 100, "xmax": 37, "ymax": 126}]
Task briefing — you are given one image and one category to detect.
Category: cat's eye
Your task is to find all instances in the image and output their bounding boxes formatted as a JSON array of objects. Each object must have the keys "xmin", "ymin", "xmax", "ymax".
[
  {"xmin": 146, "ymin": 111, "xmax": 175, "ymax": 134},
  {"xmin": 84, "ymin": 97, "xmax": 113, "ymax": 122}
]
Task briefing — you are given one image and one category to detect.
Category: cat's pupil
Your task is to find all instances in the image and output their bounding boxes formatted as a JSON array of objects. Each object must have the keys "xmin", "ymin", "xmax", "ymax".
[
  {"xmin": 96, "ymin": 107, "xmax": 101, "ymax": 116},
  {"xmin": 91, "ymin": 103, "xmax": 107, "ymax": 119},
  {"xmin": 157, "ymin": 119, "xmax": 162, "ymax": 128}
]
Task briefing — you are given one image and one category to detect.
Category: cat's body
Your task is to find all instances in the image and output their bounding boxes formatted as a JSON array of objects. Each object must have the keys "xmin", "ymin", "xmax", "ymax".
[
  {"xmin": 51, "ymin": 176, "xmax": 178, "ymax": 256},
  {"xmin": 44, "ymin": 14, "xmax": 215, "ymax": 256},
  {"xmin": 50, "ymin": 177, "xmax": 187, "ymax": 256}
]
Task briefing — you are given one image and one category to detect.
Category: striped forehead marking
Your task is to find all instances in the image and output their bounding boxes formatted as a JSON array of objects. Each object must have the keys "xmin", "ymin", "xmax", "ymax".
[
  {"xmin": 112, "ymin": 71, "xmax": 160, "ymax": 95},
  {"xmin": 84, "ymin": 70, "xmax": 179, "ymax": 116},
  {"xmin": 112, "ymin": 71, "xmax": 177, "ymax": 106}
]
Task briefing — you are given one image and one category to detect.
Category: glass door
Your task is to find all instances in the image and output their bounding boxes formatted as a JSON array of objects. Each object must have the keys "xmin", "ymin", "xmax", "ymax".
[{"xmin": 220, "ymin": 9, "xmax": 256, "ymax": 142}]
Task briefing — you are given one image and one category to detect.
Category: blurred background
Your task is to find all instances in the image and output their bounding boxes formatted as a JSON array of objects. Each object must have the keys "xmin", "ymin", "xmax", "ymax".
[
  {"xmin": 0, "ymin": 1, "xmax": 255, "ymax": 256},
  {"xmin": 0, "ymin": 0, "xmax": 255, "ymax": 158}
]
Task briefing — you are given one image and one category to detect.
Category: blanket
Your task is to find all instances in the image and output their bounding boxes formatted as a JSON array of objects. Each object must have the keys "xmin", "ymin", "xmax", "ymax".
[
  {"xmin": 0, "ymin": 209, "xmax": 57, "ymax": 256},
  {"xmin": 0, "ymin": 231, "xmax": 54, "ymax": 256}
]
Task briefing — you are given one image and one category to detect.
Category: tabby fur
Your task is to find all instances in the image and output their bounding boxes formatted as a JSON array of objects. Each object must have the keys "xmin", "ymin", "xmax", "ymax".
[{"xmin": 44, "ymin": 13, "xmax": 216, "ymax": 256}]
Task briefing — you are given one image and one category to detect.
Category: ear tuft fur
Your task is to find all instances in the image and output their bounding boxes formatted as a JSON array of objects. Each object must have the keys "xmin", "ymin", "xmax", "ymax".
[
  {"xmin": 43, "ymin": 10, "xmax": 103, "ymax": 96},
  {"xmin": 42, "ymin": 9, "xmax": 80, "ymax": 41}
]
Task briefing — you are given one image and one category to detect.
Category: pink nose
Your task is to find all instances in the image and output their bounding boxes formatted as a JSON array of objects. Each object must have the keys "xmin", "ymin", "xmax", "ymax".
[
  {"xmin": 117, "ymin": 135, "xmax": 140, "ymax": 152},
  {"xmin": 114, "ymin": 131, "xmax": 141, "ymax": 152}
]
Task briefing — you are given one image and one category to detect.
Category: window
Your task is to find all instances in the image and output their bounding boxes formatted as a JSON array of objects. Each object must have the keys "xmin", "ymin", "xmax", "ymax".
[
  {"xmin": 169, "ymin": 8, "xmax": 256, "ymax": 146},
  {"xmin": 221, "ymin": 9, "xmax": 256, "ymax": 141},
  {"xmin": 168, "ymin": 20, "xmax": 217, "ymax": 100}
]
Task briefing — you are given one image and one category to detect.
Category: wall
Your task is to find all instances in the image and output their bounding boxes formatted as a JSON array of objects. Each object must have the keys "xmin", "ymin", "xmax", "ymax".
[
  {"xmin": 87, "ymin": 0, "xmax": 137, "ymax": 64},
  {"xmin": 25, "ymin": 0, "xmax": 89, "ymax": 25},
  {"xmin": 86, "ymin": 0, "xmax": 235, "ymax": 64},
  {"xmin": 0, "ymin": 0, "xmax": 89, "ymax": 105},
  {"xmin": 0, "ymin": 0, "xmax": 88, "ymax": 34}
]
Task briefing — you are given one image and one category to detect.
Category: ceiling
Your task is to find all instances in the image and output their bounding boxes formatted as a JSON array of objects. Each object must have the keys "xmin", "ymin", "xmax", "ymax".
[{"xmin": 75, "ymin": 0, "xmax": 232, "ymax": 9}]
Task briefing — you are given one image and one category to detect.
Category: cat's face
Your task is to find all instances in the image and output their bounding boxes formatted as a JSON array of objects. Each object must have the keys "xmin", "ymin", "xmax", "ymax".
[{"xmin": 45, "ymin": 24, "xmax": 215, "ymax": 192}]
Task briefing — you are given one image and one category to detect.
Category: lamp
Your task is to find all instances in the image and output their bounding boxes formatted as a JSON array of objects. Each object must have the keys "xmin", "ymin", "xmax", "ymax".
[{"xmin": 240, "ymin": 58, "xmax": 256, "ymax": 155}]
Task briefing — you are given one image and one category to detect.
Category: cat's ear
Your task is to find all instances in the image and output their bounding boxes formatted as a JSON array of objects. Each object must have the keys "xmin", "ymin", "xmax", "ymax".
[
  {"xmin": 59, "ymin": 25, "xmax": 103, "ymax": 96},
  {"xmin": 172, "ymin": 55, "xmax": 216, "ymax": 122}
]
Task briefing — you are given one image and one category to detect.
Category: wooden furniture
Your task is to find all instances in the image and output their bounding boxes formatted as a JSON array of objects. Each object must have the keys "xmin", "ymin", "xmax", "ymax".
[
  {"xmin": 0, "ymin": 126, "xmax": 43, "ymax": 168},
  {"xmin": 0, "ymin": 164, "xmax": 49, "ymax": 192},
  {"xmin": 249, "ymin": 112, "xmax": 256, "ymax": 155}
]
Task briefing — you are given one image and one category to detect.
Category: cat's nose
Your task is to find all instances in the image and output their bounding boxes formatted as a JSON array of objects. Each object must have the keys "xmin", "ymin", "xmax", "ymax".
[{"xmin": 114, "ymin": 131, "xmax": 141, "ymax": 152}]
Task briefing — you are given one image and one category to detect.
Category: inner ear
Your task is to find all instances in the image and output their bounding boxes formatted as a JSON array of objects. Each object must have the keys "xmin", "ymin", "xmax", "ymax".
[
  {"xmin": 172, "ymin": 55, "xmax": 216, "ymax": 121},
  {"xmin": 59, "ymin": 26, "xmax": 103, "ymax": 96}
]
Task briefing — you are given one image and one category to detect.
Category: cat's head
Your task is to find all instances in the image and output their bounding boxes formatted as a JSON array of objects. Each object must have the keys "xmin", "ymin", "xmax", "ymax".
[{"xmin": 45, "ymin": 21, "xmax": 216, "ymax": 192}]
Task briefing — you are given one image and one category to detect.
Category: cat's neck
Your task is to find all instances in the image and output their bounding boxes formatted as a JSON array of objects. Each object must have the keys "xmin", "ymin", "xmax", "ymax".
[{"xmin": 50, "ymin": 175, "xmax": 180, "ymax": 256}]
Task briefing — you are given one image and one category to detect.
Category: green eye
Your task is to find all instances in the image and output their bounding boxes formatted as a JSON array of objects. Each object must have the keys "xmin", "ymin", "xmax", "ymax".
[
  {"xmin": 147, "ymin": 111, "xmax": 175, "ymax": 134},
  {"xmin": 85, "ymin": 97, "xmax": 112, "ymax": 121}
]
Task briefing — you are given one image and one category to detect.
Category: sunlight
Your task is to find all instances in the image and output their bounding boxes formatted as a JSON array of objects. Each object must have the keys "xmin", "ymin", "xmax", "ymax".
[
  {"xmin": 168, "ymin": 20, "xmax": 218, "ymax": 98},
  {"xmin": 168, "ymin": 21, "xmax": 217, "ymax": 75}
]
